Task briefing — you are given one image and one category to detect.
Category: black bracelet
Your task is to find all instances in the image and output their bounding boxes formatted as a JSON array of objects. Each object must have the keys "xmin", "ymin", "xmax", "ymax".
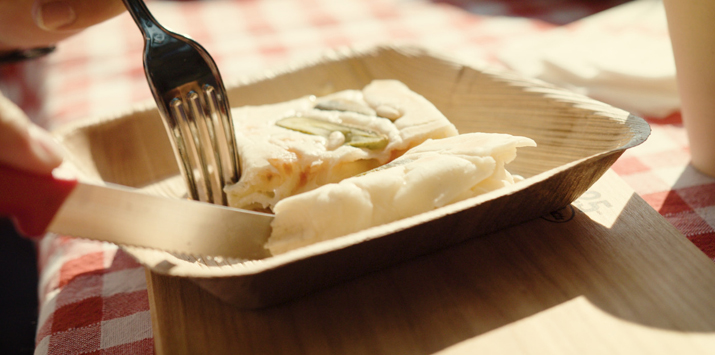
[{"xmin": 0, "ymin": 46, "xmax": 56, "ymax": 64}]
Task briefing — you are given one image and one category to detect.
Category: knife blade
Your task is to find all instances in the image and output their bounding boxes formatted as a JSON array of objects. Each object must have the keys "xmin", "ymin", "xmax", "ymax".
[{"xmin": 0, "ymin": 165, "xmax": 273, "ymax": 259}]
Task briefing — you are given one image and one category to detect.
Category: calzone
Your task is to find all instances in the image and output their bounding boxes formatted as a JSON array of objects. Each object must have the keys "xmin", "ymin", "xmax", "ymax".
[
  {"xmin": 225, "ymin": 80, "xmax": 459, "ymax": 211},
  {"xmin": 267, "ymin": 133, "xmax": 536, "ymax": 254}
]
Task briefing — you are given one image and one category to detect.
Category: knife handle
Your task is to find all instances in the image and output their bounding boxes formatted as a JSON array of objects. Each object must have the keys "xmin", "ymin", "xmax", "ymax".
[{"xmin": 0, "ymin": 165, "xmax": 78, "ymax": 237}]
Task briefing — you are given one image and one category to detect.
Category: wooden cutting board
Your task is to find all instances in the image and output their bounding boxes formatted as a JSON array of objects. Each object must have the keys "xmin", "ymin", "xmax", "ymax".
[{"xmin": 145, "ymin": 170, "xmax": 715, "ymax": 354}]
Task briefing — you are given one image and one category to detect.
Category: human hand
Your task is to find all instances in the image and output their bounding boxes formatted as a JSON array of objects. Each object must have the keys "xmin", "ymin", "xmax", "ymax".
[
  {"xmin": 0, "ymin": 0, "xmax": 126, "ymax": 53},
  {"xmin": 0, "ymin": 93, "xmax": 63, "ymax": 175}
]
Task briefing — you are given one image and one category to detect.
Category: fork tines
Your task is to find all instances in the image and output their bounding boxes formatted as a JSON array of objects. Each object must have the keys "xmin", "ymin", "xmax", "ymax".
[
  {"xmin": 122, "ymin": 0, "xmax": 241, "ymax": 206},
  {"xmin": 169, "ymin": 85, "xmax": 240, "ymax": 205}
]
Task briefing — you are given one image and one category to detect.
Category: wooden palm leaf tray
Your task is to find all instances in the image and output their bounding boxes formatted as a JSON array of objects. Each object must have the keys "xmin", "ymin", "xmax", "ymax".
[{"xmin": 54, "ymin": 45, "xmax": 649, "ymax": 308}]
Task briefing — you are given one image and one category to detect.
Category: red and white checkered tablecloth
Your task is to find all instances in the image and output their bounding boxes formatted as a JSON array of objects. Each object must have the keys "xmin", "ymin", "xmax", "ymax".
[{"xmin": 1, "ymin": 0, "xmax": 714, "ymax": 354}]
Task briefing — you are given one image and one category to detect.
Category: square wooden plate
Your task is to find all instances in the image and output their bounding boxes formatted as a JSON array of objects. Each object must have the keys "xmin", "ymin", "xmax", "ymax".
[{"xmin": 54, "ymin": 45, "xmax": 649, "ymax": 308}]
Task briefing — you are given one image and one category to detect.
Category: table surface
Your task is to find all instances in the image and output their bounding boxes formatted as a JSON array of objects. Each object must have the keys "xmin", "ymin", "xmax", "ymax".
[
  {"xmin": 147, "ymin": 170, "xmax": 715, "ymax": 354},
  {"xmin": 0, "ymin": 0, "xmax": 713, "ymax": 354}
]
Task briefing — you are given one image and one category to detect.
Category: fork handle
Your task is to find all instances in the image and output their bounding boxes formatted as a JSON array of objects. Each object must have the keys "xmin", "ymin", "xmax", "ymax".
[{"xmin": 122, "ymin": 0, "xmax": 169, "ymax": 41}]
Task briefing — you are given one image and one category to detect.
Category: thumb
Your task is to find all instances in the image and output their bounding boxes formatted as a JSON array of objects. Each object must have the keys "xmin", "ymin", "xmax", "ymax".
[
  {"xmin": 33, "ymin": 0, "xmax": 126, "ymax": 32},
  {"xmin": 0, "ymin": 0, "xmax": 125, "ymax": 51},
  {"xmin": 0, "ymin": 94, "xmax": 64, "ymax": 175}
]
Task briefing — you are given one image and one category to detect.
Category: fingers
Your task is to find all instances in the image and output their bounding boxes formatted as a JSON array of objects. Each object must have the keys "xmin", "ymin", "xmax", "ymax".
[
  {"xmin": 0, "ymin": 94, "xmax": 63, "ymax": 175},
  {"xmin": 0, "ymin": 0, "xmax": 125, "ymax": 51}
]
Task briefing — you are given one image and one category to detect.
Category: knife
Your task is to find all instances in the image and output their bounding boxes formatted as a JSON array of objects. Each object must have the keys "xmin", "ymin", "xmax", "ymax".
[{"xmin": 0, "ymin": 165, "xmax": 273, "ymax": 259}]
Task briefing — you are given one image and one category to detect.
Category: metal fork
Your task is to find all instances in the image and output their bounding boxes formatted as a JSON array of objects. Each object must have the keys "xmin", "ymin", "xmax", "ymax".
[{"xmin": 123, "ymin": 0, "xmax": 240, "ymax": 205}]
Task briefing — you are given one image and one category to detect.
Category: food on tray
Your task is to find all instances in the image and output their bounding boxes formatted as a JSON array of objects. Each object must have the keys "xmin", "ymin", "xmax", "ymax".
[
  {"xmin": 225, "ymin": 80, "xmax": 459, "ymax": 211},
  {"xmin": 224, "ymin": 79, "xmax": 535, "ymax": 255},
  {"xmin": 267, "ymin": 133, "xmax": 536, "ymax": 254}
]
